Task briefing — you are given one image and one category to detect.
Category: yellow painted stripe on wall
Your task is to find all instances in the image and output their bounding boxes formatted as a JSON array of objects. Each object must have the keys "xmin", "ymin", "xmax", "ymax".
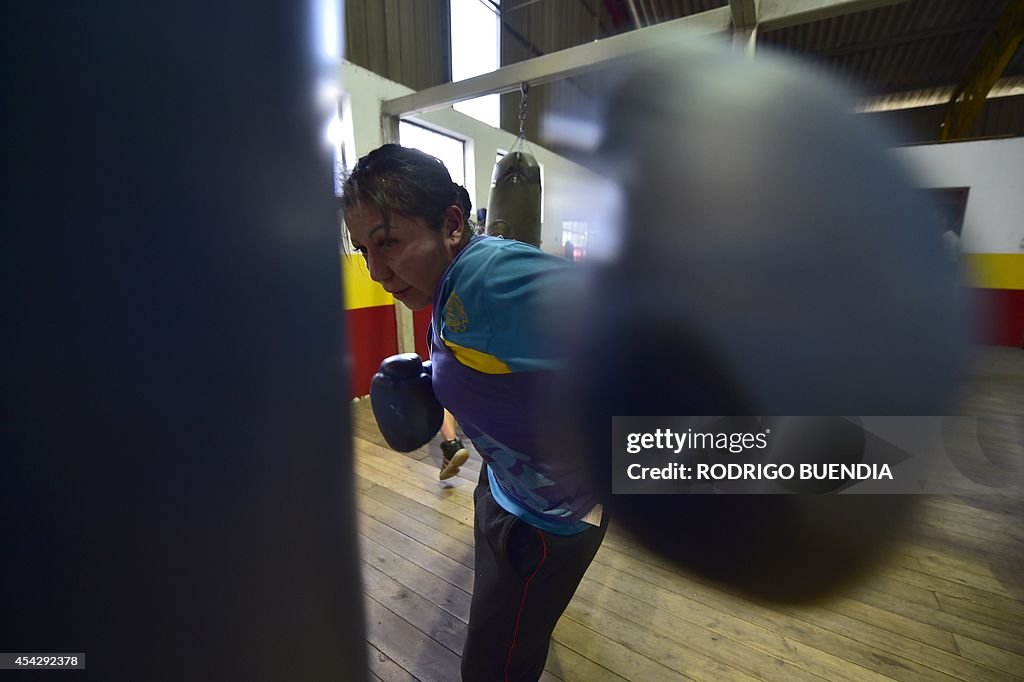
[
  {"xmin": 340, "ymin": 254, "xmax": 394, "ymax": 310},
  {"xmin": 340, "ymin": 252, "xmax": 1022, "ymax": 305},
  {"xmin": 962, "ymin": 254, "xmax": 1024, "ymax": 291}
]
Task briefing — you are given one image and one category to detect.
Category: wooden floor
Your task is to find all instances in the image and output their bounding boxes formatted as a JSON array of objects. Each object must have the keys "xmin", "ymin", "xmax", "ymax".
[{"xmin": 355, "ymin": 346, "xmax": 1024, "ymax": 681}]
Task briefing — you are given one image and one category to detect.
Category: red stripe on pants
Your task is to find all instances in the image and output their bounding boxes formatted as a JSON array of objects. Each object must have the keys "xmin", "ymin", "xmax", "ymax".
[{"xmin": 504, "ymin": 529, "xmax": 548, "ymax": 682}]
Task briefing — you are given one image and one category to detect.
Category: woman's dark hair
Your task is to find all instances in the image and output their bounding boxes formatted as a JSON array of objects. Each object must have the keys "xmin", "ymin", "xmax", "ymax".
[{"xmin": 340, "ymin": 144, "xmax": 473, "ymax": 246}]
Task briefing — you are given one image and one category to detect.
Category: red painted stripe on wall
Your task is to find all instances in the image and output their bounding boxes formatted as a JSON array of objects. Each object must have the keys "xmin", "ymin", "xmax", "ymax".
[
  {"xmin": 346, "ymin": 305, "xmax": 398, "ymax": 397},
  {"xmin": 971, "ymin": 288, "xmax": 1024, "ymax": 348},
  {"xmin": 345, "ymin": 304, "xmax": 433, "ymax": 399}
]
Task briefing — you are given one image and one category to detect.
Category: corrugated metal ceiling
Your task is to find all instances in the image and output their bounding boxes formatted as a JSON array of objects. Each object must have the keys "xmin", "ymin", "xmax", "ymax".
[
  {"xmin": 509, "ymin": 0, "xmax": 1024, "ymax": 142},
  {"xmin": 581, "ymin": 0, "xmax": 1023, "ymax": 96},
  {"xmin": 343, "ymin": 0, "xmax": 1023, "ymax": 143},
  {"xmin": 760, "ymin": 0, "xmax": 1019, "ymax": 94}
]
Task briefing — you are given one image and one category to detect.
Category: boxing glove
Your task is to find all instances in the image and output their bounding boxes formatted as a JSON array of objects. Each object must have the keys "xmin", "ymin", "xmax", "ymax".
[
  {"xmin": 370, "ymin": 353, "xmax": 443, "ymax": 453},
  {"xmin": 545, "ymin": 40, "xmax": 966, "ymax": 601}
]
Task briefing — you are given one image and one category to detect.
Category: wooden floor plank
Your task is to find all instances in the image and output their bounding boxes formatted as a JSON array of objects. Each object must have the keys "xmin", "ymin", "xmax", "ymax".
[
  {"xmin": 913, "ymin": 554, "xmax": 1019, "ymax": 598},
  {"xmin": 905, "ymin": 515, "xmax": 1019, "ymax": 550},
  {"xmin": 356, "ymin": 443, "xmax": 476, "ymax": 510},
  {"xmin": 362, "ymin": 561, "xmax": 466, "ymax": 656},
  {"xmin": 935, "ymin": 593, "xmax": 1024, "ymax": 638},
  {"xmin": 772, "ymin": 599, "xmax": 1017, "ymax": 682},
  {"xmin": 564, "ymin": 596, "xmax": 760, "ymax": 681},
  {"xmin": 891, "ymin": 553, "xmax": 924, "ymax": 571},
  {"xmin": 361, "ymin": 533, "xmax": 571, "ymax": 682},
  {"xmin": 358, "ymin": 512, "xmax": 475, "ymax": 593},
  {"xmin": 367, "ymin": 642, "xmax": 418, "ymax": 682},
  {"xmin": 903, "ymin": 527, "xmax": 1023, "ymax": 577},
  {"xmin": 363, "ymin": 484, "xmax": 476, "ymax": 547},
  {"xmin": 842, "ymin": 573, "xmax": 941, "ymax": 609},
  {"xmin": 919, "ymin": 496, "xmax": 1024, "ymax": 532},
  {"xmin": 354, "ymin": 460, "xmax": 474, "ymax": 526},
  {"xmin": 570, "ymin": 581, "xmax": 815, "ymax": 681},
  {"xmin": 952, "ymin": 634, "xmax": 1024, "ymax": 678},
  {"xmin": 856, "ymin": 585, "xmax": 1024, "ymax": 647},
  {"xmin": 544, "ymin": 640, "xmax": 629, "ymax": 682},
  {"xmin": 883, "ymin": 565, "xmax": 1024, "ymax": 616},
  {"xmin": 360, "ymin": 533, "xmax": 472, "ymax": 623},
  {"xmin": 593, "ymin": 540, "xmax": 1007, "ymax": 679},
  {"xmin": 843, "ymin": 588, "xmax": 1024, "ymax": 656},
  {"xmin": 592, "ymin": 539, "xmax": 1013, "ymax": 682},
  {"xmin": 589, "ymin": 552, "xmax": 899, "ymax": 682},
  {"xmin": 591, "ymin": 531, "xmax": 1007, "ymax": 681},
  {"xmin": 942, "ymin": 493, "xmax": 1024, "ymax": 521},
  {"xmin": 354, "ymin": 347, "xmax": 1024, "ymax": 682},
  {"xmin": 365, "ymin": 596, "xmax": 462, "ymax": 682},
  {"xmin": 820, "ymin": 592, "xmax": 959, "ymax": 652},
  {"xmin": 359, "ymin": 491, "xmax": 475, "ymax": 570},
  {"xmin": 552, "ymin": 616, "xmax": 693, "ymax": 681}
]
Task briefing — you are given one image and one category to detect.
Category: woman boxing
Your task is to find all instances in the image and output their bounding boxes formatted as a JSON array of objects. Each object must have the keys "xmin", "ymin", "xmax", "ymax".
[{"xmin": 342, "ymin": 143, "xmax": 606, "ymax": 682}]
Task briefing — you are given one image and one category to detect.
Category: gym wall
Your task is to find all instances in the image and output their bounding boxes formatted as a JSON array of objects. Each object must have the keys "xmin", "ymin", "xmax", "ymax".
[{"xmin": 896, "ymin": 137, "xmax": 1024, "ymax": 347}]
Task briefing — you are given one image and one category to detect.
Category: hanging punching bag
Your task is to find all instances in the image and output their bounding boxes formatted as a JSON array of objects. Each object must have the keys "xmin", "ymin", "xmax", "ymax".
[{"xmin": 487, "ymin": 148, "xmax": 543, "ymax": 247}]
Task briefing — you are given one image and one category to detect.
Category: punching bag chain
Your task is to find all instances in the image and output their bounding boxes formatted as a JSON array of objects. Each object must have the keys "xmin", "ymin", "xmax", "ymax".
[{"xmin": 518, "ymin": 82, "xmax": 529, "ymax": 139}]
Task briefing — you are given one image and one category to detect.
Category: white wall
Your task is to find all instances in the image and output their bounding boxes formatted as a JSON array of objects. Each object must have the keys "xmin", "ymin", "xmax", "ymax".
[
  {"xmin": 339, "ymin": 60, "xmax": 617, "ymax": 255},
  {"xmin": 893, "ymin": 137, "xmax": 1024, "ymax": 254}
]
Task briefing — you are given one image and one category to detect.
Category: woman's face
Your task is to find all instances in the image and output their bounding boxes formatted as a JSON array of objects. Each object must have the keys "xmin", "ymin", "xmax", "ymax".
[{"xmin": 346, "ymin": 203, "xmax": 464, "ymax": 311}]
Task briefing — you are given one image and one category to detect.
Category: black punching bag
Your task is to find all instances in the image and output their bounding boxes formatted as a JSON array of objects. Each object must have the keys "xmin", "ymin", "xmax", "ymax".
[
  {"xmin": 487, "ymin": 149, "xmax": 543, "ymax": 247},
  {"xmin": 2, "ymin": 1, "xmax": 366, "ymax": 679}
]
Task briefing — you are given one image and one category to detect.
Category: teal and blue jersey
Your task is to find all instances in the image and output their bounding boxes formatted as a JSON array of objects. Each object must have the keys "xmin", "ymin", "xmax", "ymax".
[{"xmin": 430, "ymin": 236, "xmax": 595, "ymax": 535}]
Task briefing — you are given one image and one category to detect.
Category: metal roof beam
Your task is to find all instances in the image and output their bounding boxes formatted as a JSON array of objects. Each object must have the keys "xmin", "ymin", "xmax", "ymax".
[
  {"xmin": 378, "ymin": 7, "xmax": 732, "ymax": 118},
  {"xmin": 729, "ymin": 0, "xmax": 759, "ymax": 29},
  {"xmin": 758, "ymin": 0, "xmax": 911, "ymax": 32},
  {"xmin": 730, "ymin": 0, "xmax": 759, "ymax": 56},
  {"xmin": 377, "ymin": 0, "xmax": 917, "ymax": 120},
  {"xmin": 941, "ymin": 0, "xmax": 1024, "ymax": 140}
]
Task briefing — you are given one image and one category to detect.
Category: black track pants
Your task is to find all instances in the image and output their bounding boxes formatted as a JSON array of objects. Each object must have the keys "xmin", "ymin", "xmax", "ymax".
[{"xmin": 461, "ymin": 467, "xmax": 607, "ymax": 682}]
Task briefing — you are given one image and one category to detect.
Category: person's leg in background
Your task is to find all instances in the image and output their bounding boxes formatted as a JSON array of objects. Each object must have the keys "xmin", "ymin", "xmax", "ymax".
[{"xmin": 439, "ymin": 409, "xmax": 469, "ymax": 480}]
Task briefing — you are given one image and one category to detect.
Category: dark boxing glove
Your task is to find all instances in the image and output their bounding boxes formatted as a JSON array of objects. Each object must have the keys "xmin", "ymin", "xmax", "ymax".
[
  {"xmin": 370, "ymin": 353, "xmax": 443, "ymax": 453},
  {"xmin": 548, "ymin": 40, "xmax": 966, "ymax": 601}
]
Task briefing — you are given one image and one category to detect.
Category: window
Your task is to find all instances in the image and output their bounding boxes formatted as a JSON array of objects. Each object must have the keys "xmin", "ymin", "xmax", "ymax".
[
  {"xmin": 398, "ymin": 121, "xmax": 466, "ymax": 186},
  {"xmin": 924, "ymin": 187, "xmax": 969, "ymax": 238},
  {"xmin": 562, "ymin": 221, "xmax": 589, "ymax": 262},
  {"xmin": 450, "ymin": 0, "xmax": 500, "ymax": 128},
  {"xmin": 924, "ymin": 187, "xmax": 970, "ymax": 263}
]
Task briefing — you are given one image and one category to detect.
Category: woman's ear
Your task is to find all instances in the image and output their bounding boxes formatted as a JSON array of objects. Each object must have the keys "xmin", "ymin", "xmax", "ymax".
[{"xmin": 442, "ymin": 205, "xmax": 464, "ymax": 246}]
